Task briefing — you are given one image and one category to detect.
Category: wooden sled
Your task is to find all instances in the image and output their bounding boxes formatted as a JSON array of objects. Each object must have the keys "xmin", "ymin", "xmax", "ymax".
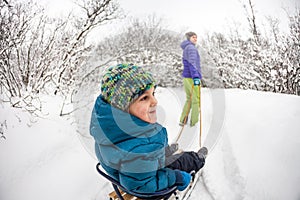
[{"xmin": 96, "ymin": 163, "xmax": 178, "ymax": 200}]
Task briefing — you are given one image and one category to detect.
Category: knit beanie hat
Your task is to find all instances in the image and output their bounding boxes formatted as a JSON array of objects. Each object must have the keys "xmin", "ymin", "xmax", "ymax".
[
  {"xmin": 185, "ymin": 31, "xmax": 197, "ymax": 41},
  {"xmin": 101, "ymin": 64, "xmax": 156, "ymax": 111}
]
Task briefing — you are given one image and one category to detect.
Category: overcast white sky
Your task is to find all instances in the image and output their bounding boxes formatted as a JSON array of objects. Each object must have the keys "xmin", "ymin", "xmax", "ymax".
[
  {"xmin": 41, "ymin": 0, "xmax": 298, "ymax": 41},
  {"xmin": 119, "ymin": 0, "xmax": 297, "ymax": 34}
]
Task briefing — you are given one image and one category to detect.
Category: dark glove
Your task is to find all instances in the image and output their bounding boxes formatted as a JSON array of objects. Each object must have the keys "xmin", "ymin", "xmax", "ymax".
[
  {"xmin": 193, "ymin": 78, "xmax": 201, "ymax": 86},
  {"xmin": 175, "ymin": 170, "xmax": 192, "ymax": 191}
]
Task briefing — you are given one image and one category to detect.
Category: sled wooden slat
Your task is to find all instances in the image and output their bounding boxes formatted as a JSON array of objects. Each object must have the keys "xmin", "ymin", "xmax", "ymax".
[{"xmin": 109, "ymin": 189, "xmax": 141, "ymax": 200}]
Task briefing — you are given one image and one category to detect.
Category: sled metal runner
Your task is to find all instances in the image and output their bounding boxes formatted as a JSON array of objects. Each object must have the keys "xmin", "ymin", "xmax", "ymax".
[{"xmin": 96, "ymin": 163, "xmax": 179, "ymax": 200}]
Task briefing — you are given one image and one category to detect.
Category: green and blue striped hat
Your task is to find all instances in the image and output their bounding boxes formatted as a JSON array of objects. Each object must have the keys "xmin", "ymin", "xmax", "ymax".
[{"xmin": 101, "ymin": 64, "xmax": 156, "ymax": 111}]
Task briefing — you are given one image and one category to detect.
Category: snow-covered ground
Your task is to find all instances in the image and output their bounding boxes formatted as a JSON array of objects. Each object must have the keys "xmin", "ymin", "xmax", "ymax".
[{"xmin": 1, "ymin": 88, "xmax": 300, "ymax": 200}]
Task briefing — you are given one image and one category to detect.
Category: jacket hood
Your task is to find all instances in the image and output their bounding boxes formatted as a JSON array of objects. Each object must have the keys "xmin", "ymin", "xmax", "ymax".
[
  {"xmin": 180, "ymin": 40, "xmax": 194, "ymax": 50},
  {"xmin": 90, "ymin": 96, "xmax": 163, "ymax": 146}
]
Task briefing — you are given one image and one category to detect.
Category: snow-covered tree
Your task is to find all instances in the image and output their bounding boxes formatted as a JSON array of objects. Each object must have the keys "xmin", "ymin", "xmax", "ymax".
[
  {"xmin": 0, "ymin": 0, "xmax": 121, "ymax": 115},
  {"xmin": 0, "ymin": 1, "xmax": 55, "ymax": 113},
  {"xmin": 93, "ymin": 15, "xmax": 184, "ymax": 87},
  {"xmin": 201, "ymin": 4, "xmax": 299, "ymax": 96},
  {"xmin": 281, "ymin": 8, "xmax": 300, "ymax": 95}
]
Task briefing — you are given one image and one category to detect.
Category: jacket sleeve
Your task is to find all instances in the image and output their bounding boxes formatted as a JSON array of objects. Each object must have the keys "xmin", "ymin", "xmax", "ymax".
[
  {"xmin": 118, "ymin": 144, "xmax": 178, "ymax": 193},
  {"xmin": 186, "ymin": 45, "xmax": 201, "ymax": 79}
]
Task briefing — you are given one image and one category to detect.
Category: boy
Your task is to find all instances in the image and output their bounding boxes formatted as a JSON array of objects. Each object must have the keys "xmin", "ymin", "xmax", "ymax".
[{"xmin": 90, "ymin": 64, "xmax": 207, "ymax": 193}]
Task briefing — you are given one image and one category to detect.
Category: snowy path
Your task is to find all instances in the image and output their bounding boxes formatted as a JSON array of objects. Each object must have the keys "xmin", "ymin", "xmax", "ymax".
[
  {"xmin": 176, "ymin": 124, "xmax": 215, "ymax": 200},
  {"xmin": 170, "ymin": 121, "xmax": 218, "ymax": 199},
  {"xmin": 190, "ymin": 175, "xmax": 214, "ymax": 200},
  {"xmin": 1, "ymin": 88, "xmax": 300, "ymax": 200},
  {"xmin": 165, "ymin": 87, "xmax": 227, "ymax": 199},
  {"xmin": 175, "ymin": 123, "xmax": 245, "ymax": 200}
]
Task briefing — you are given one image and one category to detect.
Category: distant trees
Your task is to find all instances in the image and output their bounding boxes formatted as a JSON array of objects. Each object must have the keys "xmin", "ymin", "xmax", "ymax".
[
  {"xmin": 94, "ymin": 15, "xmax": 184, "ymax": 87},
  {"xmin": 282, "ymin": 8, "xmax": 300, "ymax": 95},
  {"xmin": 200, "ymin": 1, "xmax": 300, "ymax": 95},
  {"xmin": 0, "ymin": 0, "xmax": 121, "ymax": 115}
]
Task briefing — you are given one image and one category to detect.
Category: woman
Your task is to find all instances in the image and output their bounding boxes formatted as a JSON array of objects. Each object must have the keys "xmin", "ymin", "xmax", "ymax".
[{"xmin": 180, "ymin": 32, "xmax": 202, "ymax": 127}]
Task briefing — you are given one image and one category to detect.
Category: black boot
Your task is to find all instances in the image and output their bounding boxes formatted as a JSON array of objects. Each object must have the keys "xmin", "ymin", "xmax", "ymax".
[{"xmin": 197, "ymin": 147, "xmax": 208, "ymax": 159}]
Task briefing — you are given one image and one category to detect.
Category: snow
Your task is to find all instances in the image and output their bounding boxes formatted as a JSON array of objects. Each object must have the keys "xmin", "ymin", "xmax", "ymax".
[{"xmin": 1, "ymin": 88, "xmax": 300, "ymax": 200}]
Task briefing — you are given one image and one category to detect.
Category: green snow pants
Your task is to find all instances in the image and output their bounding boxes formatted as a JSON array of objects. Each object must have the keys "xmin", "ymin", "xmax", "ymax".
[{"xmin": 180, "ymin": 78, "xmax": 200, "ymax": 126}]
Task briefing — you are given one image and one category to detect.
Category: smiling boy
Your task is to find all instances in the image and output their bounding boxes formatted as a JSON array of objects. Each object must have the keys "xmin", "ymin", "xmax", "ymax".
[{"xmin": 90, "ymin": 64, "xmax": 207, "ymax": 194}]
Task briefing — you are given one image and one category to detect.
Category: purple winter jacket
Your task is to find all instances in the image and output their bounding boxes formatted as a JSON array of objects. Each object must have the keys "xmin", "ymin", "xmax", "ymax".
[{"xmin": 180, "ymin": 40, "xmax": 202, "ymax": 79}]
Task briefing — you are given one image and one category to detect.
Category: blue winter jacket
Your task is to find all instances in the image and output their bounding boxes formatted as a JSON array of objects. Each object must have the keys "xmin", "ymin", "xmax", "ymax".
[
  {"xmin": 181, "ymin": 40, "xmax": 202, "ymax": 79},
  {"xmin": 90, "ymin": 96, "xmax": 179, "ymax": 193}
]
